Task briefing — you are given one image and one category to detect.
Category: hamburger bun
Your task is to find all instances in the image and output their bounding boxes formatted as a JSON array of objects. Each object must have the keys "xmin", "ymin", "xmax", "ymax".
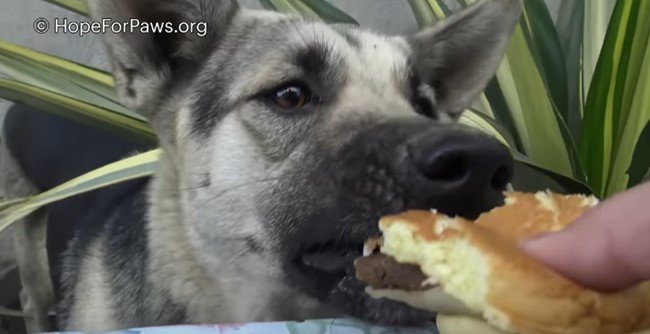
[{"xmin": 355, "ymin": 191, "xmax": 650, "ymax": 334}]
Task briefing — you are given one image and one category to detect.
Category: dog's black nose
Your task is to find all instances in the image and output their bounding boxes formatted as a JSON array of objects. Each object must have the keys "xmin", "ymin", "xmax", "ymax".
[{"xmin": 407, "ymin": 129, "xmax": 513, "ymax": 198}]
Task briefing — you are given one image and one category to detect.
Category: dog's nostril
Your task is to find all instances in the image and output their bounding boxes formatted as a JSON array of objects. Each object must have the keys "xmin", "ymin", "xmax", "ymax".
[
  {"xmin": 491, "ymin": 165, "xmax": 512, "ymax": 190},
  {"xmin": 424, "ymin": 151, "xmax": 469, "ymax": 182}
]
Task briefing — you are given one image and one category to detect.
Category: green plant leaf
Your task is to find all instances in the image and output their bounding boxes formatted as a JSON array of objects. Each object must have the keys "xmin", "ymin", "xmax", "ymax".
[
  {"xmin": 583, "ymin": 0, "xmax": 616, "ymax": 95},
  {"xmin": 520, "ymin": 0, "xmax": 569, "ymax": 128},
  {"xmin": 495, "ymin": 26, "xmax": 573, "ymax": 178},
  {"xmin": 257, "ymin": 0, "xmax": 279, "ymax": 11},
  {"xmin": 484, "ymin": 78, "xmax": 525, "ymax": 152},
  {"xmin": 459, "ymin": 110, "xmax": 515, "ymax": 149},
  {"xmin": 42, "ymin": 0, "xmax": 89, "ymax": 16},
  {"xmin": 297, "ymin": 0, "xmax": 358, "ymax": 24},
  {"xmin": 0, "ymin": 40, "xmax": 140, "ymax": 120},
  {"xmin": 424, "ymin": 0, "xmax": 452, "ymax": 17},
  {"xmin": 606, "ymin": 2, "xmax": 650, "ymax": 195},
  {"xmin": 579, "ymin": 0, "xmax": 628, "ymax": 195},
  {"xmin": 0, "ymin": 306, "xmax": 23, "ymax": 318},
  {"xmin": 407, "ymin": 0, "xmax": 452, "ymax": 26},
  {"xmin": 0, "ymin": 78, "xmax": 155, "ymax": 145},
  {"xmin": 0, "ymin": 198, "xmax": 29, "ymax": 211},
  {"xmin": 407, "ymin": 0, "xmax": 440, "ymax": 26},
  {"xmin": 626, "ymin": 121, "xmax": 650, "ymax": 188},
  {"xmin": 517, "ymin": 0, "xmax": 587, "ymax": 181},
  {"xmin": 556, "ymin": 0, "xmax": 585, "ymax": 139},
  {"xmin": 259, "ymin": 0, "xmax": 318, "ymax": 18},
  {"xmin": 614, "ymin": 6, "xmax": 650, "ymax": 139},
  {"xmin": 0, "ymin": 40, "xmax": 155, "ymax": 144},
  {"xmin": 259, "ymin": 0, "xmax": 357, "ymax": 24},
  {"xmin": 0, "ymin": 150, "xmax": 160, "ymax": 234},
  {"xmin": 512, "ymin": 155, "xmax": 596, "ymax": 196},
  {"xmin": 580, "ymin": 0, "xmax": 650, "ymax": 196},
  {"xmin": 0, "ymin": 40, "xmax": 112, "ymax": 87}
]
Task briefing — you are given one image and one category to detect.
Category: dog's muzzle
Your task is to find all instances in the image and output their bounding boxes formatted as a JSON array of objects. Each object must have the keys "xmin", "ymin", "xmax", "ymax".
[{"xmin": 277, "ymin": 121, "xmax": 514, "ymax": 325}]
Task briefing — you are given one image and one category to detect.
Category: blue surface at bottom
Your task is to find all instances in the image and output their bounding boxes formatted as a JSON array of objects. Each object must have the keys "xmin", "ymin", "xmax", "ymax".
[{"xmin": 49, "ymin": 318, "xmax": 439, "ymax": 334}]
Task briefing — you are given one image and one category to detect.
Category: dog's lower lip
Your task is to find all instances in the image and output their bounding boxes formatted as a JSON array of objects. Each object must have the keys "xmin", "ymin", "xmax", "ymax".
[{"xmin": 299, "ymin": 250, "xmax": 357, "ymax": 273}]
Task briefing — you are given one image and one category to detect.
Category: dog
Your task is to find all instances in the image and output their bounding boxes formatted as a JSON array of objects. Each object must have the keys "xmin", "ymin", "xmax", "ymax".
[{"xmin": 1, "ymin": 0, "xmax": 521, "ymax": 331}]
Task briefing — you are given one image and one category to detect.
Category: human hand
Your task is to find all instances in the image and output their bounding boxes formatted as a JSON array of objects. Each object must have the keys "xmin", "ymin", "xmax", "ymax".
[{"xmin": 522, "ymin": 181, "xmax": 650, "ymax": 291}]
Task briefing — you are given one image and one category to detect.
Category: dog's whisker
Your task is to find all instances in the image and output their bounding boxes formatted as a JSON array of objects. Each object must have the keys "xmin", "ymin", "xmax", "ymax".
[
  {"xmin": 227, "ymin": 248, "xmax": 255, "ymax": 265},
  {"xmin": 180, "ymin": 170, "xmax": 305, "ymax": 192},
  {"xmin": 180, "ymin": 175, "xmax": 281, "ymax": 192},
  {"xmin": 290, "ymin": 19, "xmax": 309, "ymax": 47},
  {"xmin": 180, "ymin": 183, "xmax": 212, "ymax": 191},
  {"xmin": 216, "ymin": 236, "xmax": 255, "ymax": 242},
  {"xmin": 339, "ymin": 212, "xmax": 356, "ymax": 224},
  {"xmin": 190, "ymin": 176, "xmax": 284, "ymax": 208}
]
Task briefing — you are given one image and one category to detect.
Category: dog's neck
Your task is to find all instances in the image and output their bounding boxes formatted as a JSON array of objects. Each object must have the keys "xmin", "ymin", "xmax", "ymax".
[
  {"xmin": 144, "ymin": 152, "xmax": 338, "ymax": 323},
  {"xmin": 145, "ymin": 152, "xmax": 226, "ymax": 322}
]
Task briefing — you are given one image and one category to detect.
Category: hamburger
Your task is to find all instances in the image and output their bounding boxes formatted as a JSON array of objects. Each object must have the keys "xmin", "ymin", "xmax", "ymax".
[{"xmin": 354, "ymin": 191, "xmax": 650, "ymax": 334}]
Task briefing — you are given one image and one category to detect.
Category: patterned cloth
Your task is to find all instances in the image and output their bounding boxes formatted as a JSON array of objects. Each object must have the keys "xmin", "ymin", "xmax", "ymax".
[{"xmin": 50, "ymin": 318, "xmax": 439, "ymax": 334}]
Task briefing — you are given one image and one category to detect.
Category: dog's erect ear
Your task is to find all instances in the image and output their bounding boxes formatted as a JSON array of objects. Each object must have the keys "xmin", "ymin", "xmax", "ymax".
[
  {"xmin": 88, "ymin": 0, "xmax": 239, "ymax": 116},
  {"xmin": 410, "ymin": 0, "xmax": 521, "ymax": 116}
]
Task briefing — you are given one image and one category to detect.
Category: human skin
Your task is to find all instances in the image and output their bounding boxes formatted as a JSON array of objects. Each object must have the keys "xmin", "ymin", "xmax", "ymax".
[{"xmin": 523, "ymin": 181, "xmax": 650, "ymax": 291}]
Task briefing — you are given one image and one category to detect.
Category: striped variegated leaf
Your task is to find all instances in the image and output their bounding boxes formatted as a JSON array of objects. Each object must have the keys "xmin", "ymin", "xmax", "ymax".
[
  {"xmin": 0, "ymin": 78, "xmax": 155, "ymax": 144},
  {"xmin": 259, "ymin": 0, "xmax": 357, "ymax": 24},
  {"xmin": 0, "ymin": 40, "xmax": 155, "ymax": 144},
  {"xmin": 580, "ymin": 0, "xmax": 650, "ymax": 196},
  {"xmin": 0, "ymin": 40, "xmax": 140, "ymax": 121},
  {"xmin": 556, "ymin": 0, "xmax": 585, "ymax": 139},
  {"xmin": 0, "ymin": 150, "xmax": 160, "ymax": 234},
  {"xmin": 42, "ymin": 0, "xmax": 89, "ymax": 16},
  {"xmin": 626, "ymin": 121, "xmax": 650, "ymax": 188},
  {"xmin": 583, "ymin": 0, "xmax": 616, "ymax": 97}
]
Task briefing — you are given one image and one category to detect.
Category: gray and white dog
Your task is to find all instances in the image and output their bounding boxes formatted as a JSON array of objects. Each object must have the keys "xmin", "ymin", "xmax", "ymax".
[{"xmin": 2, "ymin": 0, "xmax": 522, "ymax": 331}]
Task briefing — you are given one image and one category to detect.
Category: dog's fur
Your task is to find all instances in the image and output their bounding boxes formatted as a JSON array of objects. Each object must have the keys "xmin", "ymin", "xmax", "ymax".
[{"xmin": 1, "ymin": 0, "xmax": 521, "ymax": 331}]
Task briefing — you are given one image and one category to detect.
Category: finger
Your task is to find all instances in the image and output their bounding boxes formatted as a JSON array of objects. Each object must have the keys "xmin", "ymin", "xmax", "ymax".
[{"xmin": 522, "ymin": 182, "xmax": 650, "ymax": 291}]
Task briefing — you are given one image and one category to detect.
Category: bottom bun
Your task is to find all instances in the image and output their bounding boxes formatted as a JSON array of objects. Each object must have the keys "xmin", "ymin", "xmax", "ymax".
[
  {"xmin": 373, "ymin": 191, "xmax": 650, "ymax": 334},
  {"xmin": 437, "ymin": 314, "xmax": 508, "ymax": 334},
  {"xmin": 367, "ymin": 287, "xmax": 476, "ymax": 316}
]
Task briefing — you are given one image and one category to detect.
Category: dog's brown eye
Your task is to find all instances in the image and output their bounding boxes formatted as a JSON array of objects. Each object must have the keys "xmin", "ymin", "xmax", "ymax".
[{"xmin": 272, "ymin": 85, "xmax": 311, "ymax": 110}]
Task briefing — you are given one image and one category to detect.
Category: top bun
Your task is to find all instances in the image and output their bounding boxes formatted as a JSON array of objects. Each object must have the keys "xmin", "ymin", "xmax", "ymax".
[{"xmin": 375, "ymin": 191, "xmax": 650, "ymax": 334}]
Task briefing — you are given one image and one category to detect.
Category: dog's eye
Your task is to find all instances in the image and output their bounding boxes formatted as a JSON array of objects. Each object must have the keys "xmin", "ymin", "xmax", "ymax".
[
  {"xmin": 413, "ymin": 97, "xmax": 437, "ymax": 119},
  {"xmin": 270, "ymin": 84, "xmax": 311, "ymax": 110}
]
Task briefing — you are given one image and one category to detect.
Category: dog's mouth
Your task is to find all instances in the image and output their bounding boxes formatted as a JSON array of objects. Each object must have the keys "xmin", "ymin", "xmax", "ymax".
[
  {"xmin": 292, "ymin": 242, "xmax": 360, "ymax": 289},
  {"xmin": 298, "ymin": 243, "xmax": 359, "ymax": 273},
  {"xmin": 288, "ymin": 240, "xmax": 434, "ymax": 326},
  {"xmin": 289, "ymin": 239, "xmax": 362, "ymax": 299}
]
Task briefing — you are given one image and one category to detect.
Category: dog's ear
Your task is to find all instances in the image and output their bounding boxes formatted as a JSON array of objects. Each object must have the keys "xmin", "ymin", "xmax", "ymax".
[
  {"xmin": 88, "ymin": 0, "xmax": 239, "ymax": 117},
  {"xmin": 410, "ymin": 0, "xmax": 521, "ymax": 116}
]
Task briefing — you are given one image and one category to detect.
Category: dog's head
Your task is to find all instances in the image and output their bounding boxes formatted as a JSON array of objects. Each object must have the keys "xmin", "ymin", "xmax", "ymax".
[{"xmin": 91, "ymin": 0, "xmax": 520, "ymax": 325}]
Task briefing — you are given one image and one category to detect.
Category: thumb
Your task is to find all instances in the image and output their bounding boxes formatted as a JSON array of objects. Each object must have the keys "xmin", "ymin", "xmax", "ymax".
[{"xmin": 522, "ymin": 182, "xmax": 650, "ymax": 291}]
